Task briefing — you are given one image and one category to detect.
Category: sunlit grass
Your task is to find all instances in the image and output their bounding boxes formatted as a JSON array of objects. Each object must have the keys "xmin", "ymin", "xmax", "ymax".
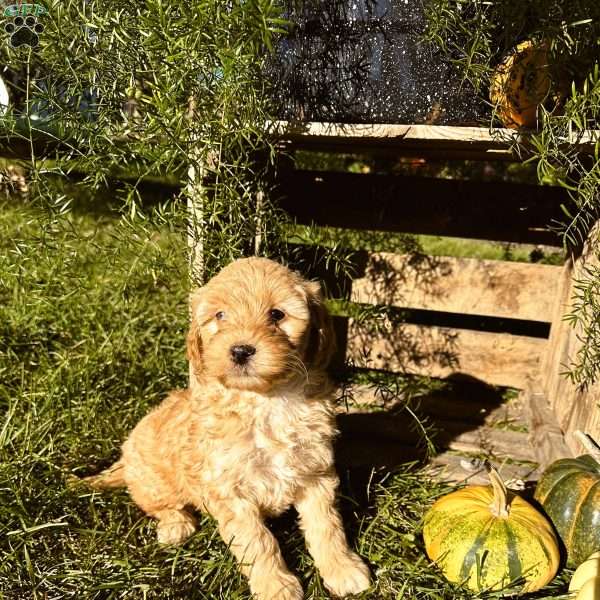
[
  {"xmin": 0, "ymin": 200, "xmax": 575, "ymax": 599},
  {"xmin": 289, "ymin": 224, "xmax": 564, "ymax": 264}
]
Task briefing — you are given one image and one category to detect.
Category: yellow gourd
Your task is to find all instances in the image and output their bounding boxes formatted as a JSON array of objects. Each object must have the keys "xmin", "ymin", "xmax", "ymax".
[
  {"xmin": 423, "ymin": 464, "xmax": 560, "ymax": 593},
  {"xmin": 570, "ymin": 552, "xmax": 600, "ymax": 599},
  {"xmin": 578, "ymin": 579, "xmax": 600, "ymax": 600},
  {"xmin": 489, "ymin": 40, "xmax": 551, "ymax": 129}
]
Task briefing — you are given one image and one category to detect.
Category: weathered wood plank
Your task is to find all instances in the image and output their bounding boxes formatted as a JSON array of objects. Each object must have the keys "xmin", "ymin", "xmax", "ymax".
[
  {"xmin": 3, "ymin": 121, "xmax": 597, "ymax": 161},
  {"xmin": 351, "ymin": 252, "xmax": 562, "ymax": 322},
  {"xmin": 271, "ymin": 122, "xmax": 516, "ymax": 148},
  {"xmin": 335, "ymin": 383, "xmax": 539, "ymax": 478},
  {"xmin": 346, "ymin": 319, "xmax": 546, "ymax": 388},
  {"xmin": 583, "ymin": 402, "xmax": 600, "ymax": 450},
  {"xmin": 427, "ymin": 453, "xmax": 540, "ymax": 485},
  {"xmin": 270, "ymin": 121, "xmax": 599, "ymax": 157},
  {"xmin": 448, "ymin": 427, "xmax": 535, "ymax": 462},
  {"xmin": 278, "ymin": 170, "xmax": 567, "ymax": 245},
  {"xmin": 335, "ymin": 438, "xmax": 539, "ymax": 482},
  {"xmin": 342, "ymin": 384, "xmax": 528, "ymax": 431},
  {"xmin": 338, "ymin": 411, "xmax": 534, "ymax": 462},
  {"xmin": 541, "ymin": 260, "xmax": 575, "ymax": 398},
  {"xmin": 524, "ymin": 386, "xmax": 573, "ymax": 467},
  {"xmin": 543, "ymin": 223, "xmax": 600, "ymax": 454}
]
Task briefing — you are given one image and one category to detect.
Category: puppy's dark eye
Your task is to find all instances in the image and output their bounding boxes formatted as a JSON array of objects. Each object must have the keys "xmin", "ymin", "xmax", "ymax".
[
  {"xmin": 269, "ymin": 308, "xmax": 285, "ymax": 323},
  {"xmin": 215, "ymin": 311, "xmax": 225, "ymax": 320}
]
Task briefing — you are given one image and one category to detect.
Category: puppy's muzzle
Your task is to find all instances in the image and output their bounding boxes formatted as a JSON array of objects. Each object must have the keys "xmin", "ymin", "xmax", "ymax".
[{"xmin": 230, "ymin": 344, "xmax": 256, "ymax": 365}]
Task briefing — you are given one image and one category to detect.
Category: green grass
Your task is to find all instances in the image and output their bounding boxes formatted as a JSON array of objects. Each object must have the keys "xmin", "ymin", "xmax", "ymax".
[
  {"xmin": 0, "ymin": 200, "xmax": 575, "ymax": 599},
  {"xmin": 289, "ymin": 225, "xmax": 565, "ymax": 265}
]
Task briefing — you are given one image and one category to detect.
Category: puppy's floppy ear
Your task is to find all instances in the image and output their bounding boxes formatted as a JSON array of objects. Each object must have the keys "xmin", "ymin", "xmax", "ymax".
[
  {"xmin": 302, "ymin": 280, "xmax": 336, "ymax": 370},
  {"xmin": 187, "ymin": 288, "xmax": 204, "ymax": 383}
]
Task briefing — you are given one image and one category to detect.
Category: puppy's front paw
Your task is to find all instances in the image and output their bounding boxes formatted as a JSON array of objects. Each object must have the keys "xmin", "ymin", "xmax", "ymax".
[
  {"xmin": 156, "ymin": 511, "xmax": 197, "ymax": 545},
  {"xmin": 321, "ymin": 552, "xmax": 371, "ymax": 598}
]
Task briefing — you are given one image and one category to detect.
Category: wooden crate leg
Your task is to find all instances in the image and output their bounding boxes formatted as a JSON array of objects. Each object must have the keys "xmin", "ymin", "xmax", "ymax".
[
  {"xmin": 524, "ymin": 386, "xmax": 573, "ymax": 468},
  {"xmin": 520, "ymin": 258, "xmax": 576, "ymax": 466},
  {"xmin": 544, "ymin": 221, "xmax": 600, "ymax": 455},
  {"xmin": 542, "ymin": 259, "xmax": 574, "ymax": 415}
]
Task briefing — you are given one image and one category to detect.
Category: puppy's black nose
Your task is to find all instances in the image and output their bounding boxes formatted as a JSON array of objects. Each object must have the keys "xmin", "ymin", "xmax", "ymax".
[{"xmin": 230, "ymin": 344, "xmax": 256, "ymax": 365}]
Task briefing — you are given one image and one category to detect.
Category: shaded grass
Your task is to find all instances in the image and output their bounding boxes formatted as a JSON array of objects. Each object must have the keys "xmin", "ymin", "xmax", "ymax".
[{"xmin": 0, "ymin": 200, "xmax": 574, "ymax": 599}]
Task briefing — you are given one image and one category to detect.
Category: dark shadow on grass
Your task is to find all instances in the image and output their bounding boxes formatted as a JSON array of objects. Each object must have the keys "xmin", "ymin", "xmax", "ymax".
[{"xmin": 332, "ymin": 374, "xmax": 510, "ymax": 540}]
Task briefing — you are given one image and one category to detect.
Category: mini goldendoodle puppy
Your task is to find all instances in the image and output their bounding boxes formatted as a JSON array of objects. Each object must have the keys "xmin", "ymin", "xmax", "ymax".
[{"xmin": 85, "ymin": 257, "xmax": 371, "ymax": 600}]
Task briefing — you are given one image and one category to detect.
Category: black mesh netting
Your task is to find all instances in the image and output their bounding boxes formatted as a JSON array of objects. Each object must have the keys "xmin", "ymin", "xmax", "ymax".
[{"xmin": 265, "ymin": 0, "xmax": 489, "ymax": 124}]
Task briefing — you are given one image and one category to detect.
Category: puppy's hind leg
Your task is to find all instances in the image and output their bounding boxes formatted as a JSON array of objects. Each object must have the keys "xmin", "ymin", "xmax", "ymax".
[
  {"xmin": 80, "ymin": 460, "xmax": 126, "ymax": 489},
  {"xmin": 79, "ymin": 460, "xmax": 197, "ymax": 544},
  {"xmin": 126, "ymin": 476, "xmax": 198, "ymax": 545},
  {"xmin": 154, "ymin": 508, "xmax": 198, "ymax": 545}
]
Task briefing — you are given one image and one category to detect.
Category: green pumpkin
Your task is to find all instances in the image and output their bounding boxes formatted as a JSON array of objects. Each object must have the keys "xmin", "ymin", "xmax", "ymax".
[
  {"xmin": 424, "ymin": 465, "xmax": 560, "ymax": 593},
  {"xmin": 535, "ymin": 453, "xmax": 600, "ymax": 568}
]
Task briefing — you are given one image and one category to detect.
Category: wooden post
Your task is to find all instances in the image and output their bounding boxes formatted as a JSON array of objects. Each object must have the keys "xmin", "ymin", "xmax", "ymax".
[
  {"xmin": 524, "ymin": 385, "xmax": 573, "ymax": 468},
  {"xmin": 521, "ymin": 257, "xmax": 578, "ymax": 467},
  {"xmin": 544, "ymin": 222, "xmax": 600, "ymax": 455}
]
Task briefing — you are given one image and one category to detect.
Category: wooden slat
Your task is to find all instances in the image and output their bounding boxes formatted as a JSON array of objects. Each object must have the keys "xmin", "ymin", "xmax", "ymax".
[
  {"xmin": 338, "ymin": 411, "xmax": 535, "ymax": 462},
  {"xmin": 270, "ymin": 121, "xmax": 599, "ymax": 157},
  {"xmin": 352, "ymin": 252, "xmax": 562, "ymax": 322},
  {"xmin": 336, "ymin": 382, "xmax": 539, "ymax": 479},
  {"xmin": 347, "ymin": 319, "xmax": 546, "ymax": 388},
  {"xmin": 524, "ymin": 386, "xmax": 573, "ymax": 467},
  {"xmin": 427, "ymin": 453, "xmax": 540, "ymax": 485},
  {"xmin": 448, "ymin": 427, "xmax": 535, "ymax": 462},
  {"xmin": 271, "ymin": 122, "xmax": 515, "ymax": 149},
  {"xmin": 542, "ymin": 261, "xmax": 574, "ymax": 402},
  {"xmin": 343, "ymin": 384, "xmax": 528, "ymax": 431},
  {"xmin": 545, "ymin": 259, "xmax": 584, "ymax": 454},
  {"xmin": 543, "ymin": 223, "xmax": 600, "ymax": 454},
  {"xmin": 4, "ymin": 121, "xmax": 597, "ymax": 161},
  {"xmin": 278, "ymin": 170, "xmax": 567, "ymax": 245}
]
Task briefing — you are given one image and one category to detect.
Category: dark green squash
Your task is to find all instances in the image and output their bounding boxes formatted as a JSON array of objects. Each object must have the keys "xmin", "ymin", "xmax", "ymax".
[{"xmin": 534, "ymin": 432, "xmax": 600, "ymax": 568}]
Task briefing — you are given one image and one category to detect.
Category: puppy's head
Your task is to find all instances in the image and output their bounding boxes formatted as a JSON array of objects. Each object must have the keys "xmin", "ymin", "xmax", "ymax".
[{"xmin": 187, "ymin": 257, "xmax": 335, "ymax": 392}]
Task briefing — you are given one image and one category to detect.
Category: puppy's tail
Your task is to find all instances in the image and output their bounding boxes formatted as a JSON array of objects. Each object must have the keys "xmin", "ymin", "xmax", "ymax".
[{"xmin": 77, "ymin": 460, "xmax": 126, "ymax": 490}]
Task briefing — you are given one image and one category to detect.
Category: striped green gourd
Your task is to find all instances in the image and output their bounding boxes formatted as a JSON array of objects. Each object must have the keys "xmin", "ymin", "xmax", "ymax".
[
  {"xmin": 423, "ymin": 464, "xmax": 560, "ymax": 593},
  {"xmin": 534, "ymin": 432, "xmax": 600, "ymax": 568}
]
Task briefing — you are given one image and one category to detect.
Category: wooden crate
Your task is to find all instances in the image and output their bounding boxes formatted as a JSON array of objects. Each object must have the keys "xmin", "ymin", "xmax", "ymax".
[
  {"xmin": 275, "ymin": 121, "xmax": 598, "ymax": 484},
  {"xmin": 5, "ymin": 117, "xmax": 595, "ymax": 484}
]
